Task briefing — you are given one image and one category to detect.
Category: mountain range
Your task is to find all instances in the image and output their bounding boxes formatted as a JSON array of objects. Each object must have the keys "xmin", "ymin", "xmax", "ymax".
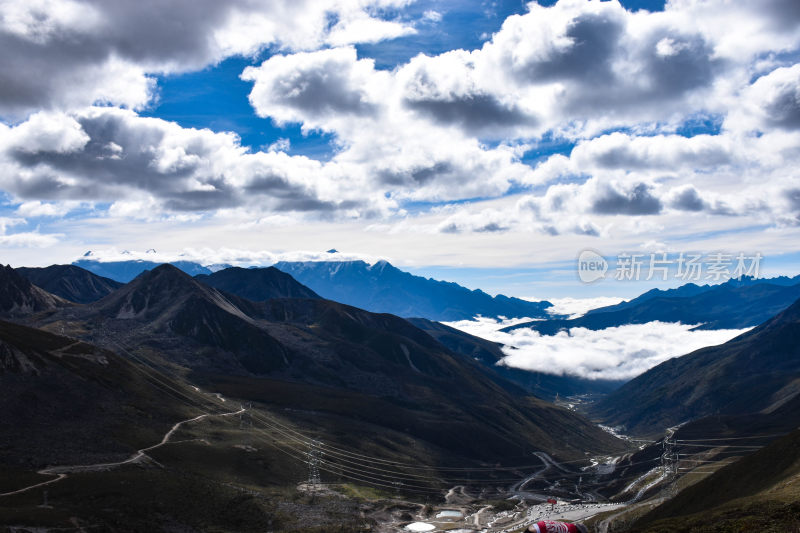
[
  {"xmin": 0, "ymin": 264, "xmax": 68, "ymax": 317},
  {"xmin": 271, "ymin": 260, "xmax": 554, "ymax": 321},
  {"xmin": 4, "ymin": 259, "xmax": 800, "ymax": 531},
  {"xmin": 26, "ymin": 264, "xmax": 621, "ymax": 462},
  {"xmin": 16, "ymin": 264, "xmax": 122, "ymax": 304},
  {"xmin": 504, "ymin": 276, "xmax": 800, "ymax": 334},
  {"xmin": 591, "ymin": 292, "xmax": 800, "ymax": 436},
  {"xmin": 0, "ymin": 261, "xmax": 632, "ymax": 530},
  {"xmin": 74, "ymin": 256, "xmax": 800, "ymax": 328},
  {"xmin": 73, "ymin": 258, "xmax": 555, "ymax": 321},
  {"xmin": 74, "ymin": 258, "xmax": 213, "ymax": 282}
]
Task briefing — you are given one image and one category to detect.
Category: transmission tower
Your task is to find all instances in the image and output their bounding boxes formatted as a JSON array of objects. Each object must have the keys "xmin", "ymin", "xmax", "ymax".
[
  {"xmin": 38, "ymin": 490, "xmax": 52, "ymax": 509},
  {"xmin": 239, "ymin": 403, "xmax": 253, "ymax": 430},
  {"xmin": 660, "ymin": 435, "xmax": 678, "ymax": 498},
  {"xmin": 307, "ymin": 439, "xmax": 321, "ymax": 492}
]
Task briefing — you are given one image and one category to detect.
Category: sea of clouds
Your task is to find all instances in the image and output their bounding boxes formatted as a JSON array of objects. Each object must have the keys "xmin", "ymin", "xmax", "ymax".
[{"xmin": 445, "ymin": 306, "xmax": 751, "ymax": 381}]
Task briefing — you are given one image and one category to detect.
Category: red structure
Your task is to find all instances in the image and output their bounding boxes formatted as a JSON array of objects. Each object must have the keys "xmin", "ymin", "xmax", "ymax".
[{"xmin": 527, "ymin": 520, "xmax": 588, "ymax": 533}]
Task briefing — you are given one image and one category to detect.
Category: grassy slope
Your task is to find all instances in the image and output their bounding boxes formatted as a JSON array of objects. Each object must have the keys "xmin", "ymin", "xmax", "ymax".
[
  {"xmin": 634, "ymin": 428, "xmax": 800, "ymax": 532},
  {"xmin": 0, "ymin": 319, "xmax": 193, "ymax": 467},
  {"xmin": 39, "ymin": 266, "xmax": 625, "ymax": 463},
  {"xmin": 0, "ymin": 321, "xmax": 376, "ymax": 531},
  {"xmin": 1, "ymin": 267, "xmax": 629, "ymax": 530},
  {"xmin": 591, "ymin": 296, "xmax": 800, "ymax": 436}
]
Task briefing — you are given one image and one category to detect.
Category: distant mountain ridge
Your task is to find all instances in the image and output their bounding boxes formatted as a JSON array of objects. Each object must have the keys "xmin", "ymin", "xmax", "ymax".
[
  {"xmin": 73, "ymin": 259, "xmax": 212, "ymax": 282},
  {"xmin": 272, "ymin": 260, "xmax": 554, "ymax": 321},
  {"xmin": 504, "ymin": 277, "xmax": 800, "ymax": 334},
  {"xmin": 584, "ymin": 274, "xmax": 800, "ymax": 315},
  {"xmin": 16, "ymin": 264, "xmax": 122, "ymax": 304},
  {"xmin": 73, "ymin": 258, "xmax": 555, "ymax": 321}
]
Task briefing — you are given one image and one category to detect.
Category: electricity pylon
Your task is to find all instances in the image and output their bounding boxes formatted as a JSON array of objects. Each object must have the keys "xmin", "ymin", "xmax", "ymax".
[{"xmin": 307, "ymin": 439, "xmax": 321, "ymax": 492}]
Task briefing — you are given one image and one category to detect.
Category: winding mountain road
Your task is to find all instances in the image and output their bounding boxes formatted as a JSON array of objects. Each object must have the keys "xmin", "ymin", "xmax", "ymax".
[
  {"xmin": 509, "ymin": 452, "xmax": 581, "ymax": 501},
  {"xmin": 0, "ymin": 408, "xmax": 244, "ymax": 498}
]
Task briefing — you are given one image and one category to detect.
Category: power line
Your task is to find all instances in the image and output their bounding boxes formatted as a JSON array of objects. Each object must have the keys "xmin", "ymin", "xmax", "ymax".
[
  {"xmin": 676, "ymin": 434, "xmax": 785, "ymax": 442},
  {"xmin": 250, "ymin": 405, "xmax": 664, "ymax": 484},
  {"xmin": 102, "ymin": 336, "xmax": 776, "ymax": 498},
  {"xmin": 676, "ymin": 443, "xmax": 764, "ymax": 449},
  {"xmin": 86, "ymin": 337, "xmax": 448, "ymax": 495},
  {"xmin": 110, "ymin": 338, "xmax": 654, "ymax": 484},
  {"xmin": 660, "ymin": 434, "xmax": 678, "ymax": 499},
  {"xmin": 245, "ymin": 420, "xmax": 444, "ymax": 494},
  {"xmin": 678, "ymin": 458, "xmax": 736, "ymax": 463},
  {"xmin": 230, "ymin": 404, "xmax": 663, "ymax": 492}
]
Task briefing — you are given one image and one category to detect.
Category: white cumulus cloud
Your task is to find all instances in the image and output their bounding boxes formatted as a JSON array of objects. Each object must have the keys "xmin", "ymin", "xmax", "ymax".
[
  {"xmin": 0, "ymin": 0, "xmax": 420, "ymax": 118},
  {"xmin": 0, "ymin": 0, "xmax": 799, "ymax": 262}
]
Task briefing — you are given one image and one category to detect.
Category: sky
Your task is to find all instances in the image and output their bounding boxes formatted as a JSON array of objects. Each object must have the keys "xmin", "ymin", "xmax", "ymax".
[{"xmin": 1, "ymin": 0, "xmax": 800, "ymax": 299}]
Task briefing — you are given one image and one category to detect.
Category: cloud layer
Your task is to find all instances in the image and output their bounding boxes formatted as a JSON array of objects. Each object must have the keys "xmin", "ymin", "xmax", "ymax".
[
  {"xmin": 0, "ymin": 0, "xmax": 415, "ymax": 118},
  {"xmin": 544, "ymin": 296, "xmax": 626, "ymax": 319},
  {"xmin": 0, "ymin": 107, "xmax": 390, "ymax": 217},
  {"xmin": 446, "ymin": 316, "xmax": 751, "ymax": 381},
  {"xmin": 77, "ymin": 247, "xmax": 379, "ymax": 267},
  {"xmin": 0, "ymin": 0, "xmax": 799, "ymax": 260}
]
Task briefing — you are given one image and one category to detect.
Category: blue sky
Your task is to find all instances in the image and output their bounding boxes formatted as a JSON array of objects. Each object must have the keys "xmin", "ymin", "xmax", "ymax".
[
  {"xmin": 0, "ymin": 0, "xmax": 799, "ymax": 299},
  {"xmin": 139, "ymin": 0, "xmax": 669, "ymax": 155}
]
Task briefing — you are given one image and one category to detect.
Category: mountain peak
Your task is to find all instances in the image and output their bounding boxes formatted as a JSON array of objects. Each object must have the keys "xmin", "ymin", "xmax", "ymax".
[
  {"xmin": 83, "ymin": 264, "xmax": 274, "ymax": 358},
  {"xmin": 144, "ymin": 262, "xmax": 190, "ymax": 278},
  {"xmin": 196, "ymin": 266, "xmax": 320, "ymax": 301},
  {"xmin": 0, "ymin": 265, "xmax": 67, "ymax": 317},
  {"xmin": 370, "ymin": 259, "xmax": 395, "ymax": 272},
  {"xmin": 15, "ymin": 264, "xmax": 122, "ymax": 304},
  {"xmin": 94, "ymin": 263, "xmax": 212, "ymax": 321},
  {"xmin": 126, "ymin": 262, "xmax": 196, "ymax": 288}
]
